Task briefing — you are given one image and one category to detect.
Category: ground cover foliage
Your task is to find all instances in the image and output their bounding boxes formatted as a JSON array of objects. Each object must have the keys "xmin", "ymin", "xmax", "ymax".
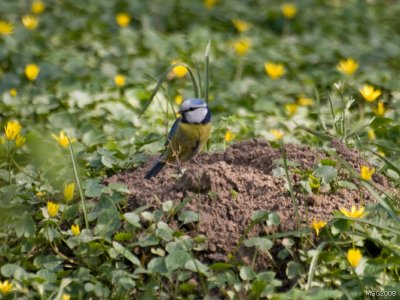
[{"xmin": 0, "ymin": 0, "xmax": 400, "ymax": 299}]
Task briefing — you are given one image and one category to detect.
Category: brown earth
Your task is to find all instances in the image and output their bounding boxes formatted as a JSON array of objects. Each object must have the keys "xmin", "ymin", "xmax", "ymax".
[{"xmin": 106, "ymin": 139, "xmax": 389, "ymax": 262}]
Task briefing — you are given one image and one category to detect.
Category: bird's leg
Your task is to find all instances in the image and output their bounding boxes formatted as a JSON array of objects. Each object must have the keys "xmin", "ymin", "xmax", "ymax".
[{"xmin": 171, "ymin": 146, "xmax": 184, "ymax": 175}]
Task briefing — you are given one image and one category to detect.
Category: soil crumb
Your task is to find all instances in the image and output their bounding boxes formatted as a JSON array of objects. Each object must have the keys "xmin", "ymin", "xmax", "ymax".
[{"xmin": 106, "ymin": 139, "xmax": 389, "ymax": 261}]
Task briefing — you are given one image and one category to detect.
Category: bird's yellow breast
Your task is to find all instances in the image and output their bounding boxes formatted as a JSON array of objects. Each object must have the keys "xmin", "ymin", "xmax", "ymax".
[{"xmin": 165, "ymin": 122, "xmax": 211, "ymax": 162}]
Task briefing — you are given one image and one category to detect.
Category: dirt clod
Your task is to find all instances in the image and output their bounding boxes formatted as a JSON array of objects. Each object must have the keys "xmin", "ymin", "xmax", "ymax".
[{"xmin": 107, "ymin": 139, "xmax": 388, "ymax": 261}]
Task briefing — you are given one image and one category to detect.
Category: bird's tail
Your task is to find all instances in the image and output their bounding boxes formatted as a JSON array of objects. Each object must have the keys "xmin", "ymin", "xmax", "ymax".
[{"xmin": 144, "ymin": 160, "xmax": 166, "ymax": 179}]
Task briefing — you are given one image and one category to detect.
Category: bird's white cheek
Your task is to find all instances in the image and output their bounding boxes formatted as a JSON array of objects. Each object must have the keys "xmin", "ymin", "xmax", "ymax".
[{"xmin": 185, "ymin": 108, "xmax": 208, "ymax": 123}]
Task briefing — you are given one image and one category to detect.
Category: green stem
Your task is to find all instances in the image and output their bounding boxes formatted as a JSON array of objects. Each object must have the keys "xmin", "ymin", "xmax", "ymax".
[
  {"xmin": 282, "ymin": 143, "xmax": 301, "ymax": 229},
  {"xmin": 67, "ymin": 136, "xmax": 89, "ymax": 230}
]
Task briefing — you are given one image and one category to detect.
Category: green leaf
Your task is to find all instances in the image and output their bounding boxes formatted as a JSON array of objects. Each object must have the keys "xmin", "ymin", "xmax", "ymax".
[
  {"xmin": 147, "ymin": 257, "xmax": 168, "ymax": 274},
  {"xmin": 244, "ymin": 237, "xmax": 273, "ymax": 252},
  {"xmin": 286, "ymin": 261, "xmax": 304, "ymax": 279},
  {"xmin": 156, "ymin": 222, "xmax": 174, "ymax": 242},
  {"xmin": 314, "ymin": 165, "xmax": 337, "ymax": 184},
  {"xmin": 124, "ymin": 212, "xmax": 141, "ymax": 228},
  {"xmin": 14, "ymin": 214, "xmax": 36, "ymax": 238},
  {"xmin": 239, "ymin": 266, "xmax": 255, "ymax": 281},
  {"xmin": 112, "ymin": 241, "xmax": 141, "ymax": 266},
  {"xmin": 337, "ymin": 180, "xmax": 357, "ymax": 190},
  {"xmin": 165, "ymin": 250, "xmax": 191, "ymax": 272},
  {"xmin": 178, "ymin": 211, "xmax": 199, "ymax": 224}
]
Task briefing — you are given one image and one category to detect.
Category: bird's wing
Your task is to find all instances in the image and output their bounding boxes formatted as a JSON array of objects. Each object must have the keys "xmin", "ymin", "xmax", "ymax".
[{"xmin": 165, "ymin": 117, "xmax": 181, "ymax": 146}]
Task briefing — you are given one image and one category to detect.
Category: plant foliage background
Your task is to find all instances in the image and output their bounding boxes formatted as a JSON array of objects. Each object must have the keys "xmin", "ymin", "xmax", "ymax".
[{"xmin": 0, "ymin": 0, "xmax": 400, "ymax": 299}]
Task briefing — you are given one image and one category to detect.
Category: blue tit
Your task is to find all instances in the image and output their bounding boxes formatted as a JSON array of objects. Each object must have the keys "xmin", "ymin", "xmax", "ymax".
[{"xmin": 144, "ymin": 98, "xmax": 211, "ymax": 179}]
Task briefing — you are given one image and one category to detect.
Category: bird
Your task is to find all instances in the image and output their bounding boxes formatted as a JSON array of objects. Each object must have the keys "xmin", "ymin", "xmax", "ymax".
[{"xmin": 144, "ymin": 98, "xmax": 211, "ymax": 179}]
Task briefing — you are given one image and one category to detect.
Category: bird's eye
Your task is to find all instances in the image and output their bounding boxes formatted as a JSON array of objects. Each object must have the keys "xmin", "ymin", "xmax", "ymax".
[{"xmin": 188, "ymin": 107, "xmax": 197, "ymax": 111}]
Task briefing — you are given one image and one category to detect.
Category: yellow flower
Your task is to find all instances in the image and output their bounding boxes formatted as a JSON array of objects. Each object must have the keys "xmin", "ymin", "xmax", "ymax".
[
  {"xmin": 270, "ymin": 129, "xmax": 284, "ymax": 140},
  {"xmin": 25, "ymin": 64, "xmax": 40, "ymax": 81},
  {"xmin": 171, "ymin": 62, "xmax": 188, "ymax": 78},
  {"xmin": 71, "ymin": 224, "xmax": 80, "ymax": 236},
  {"xmin": 297, "ymin": 95, "xmax": 313, "ymax": 106},
  {"xmin": 175, "ymin": 94, "xmax": 183, "ymax": 105},
  {"xmin": 0, "ymin": 20, "xmax": 14, "ymax": 35},
  {"xmin": 312, "ymin": 219, "xmax": 327, "ymax": 236},
  {"xmin": 36, "ymin": 191, "xmax": 44, "ymax": 197},
  {"xmin": 285, "ymin": 103, "xmax": 298, "ymax": 116},
  {"xmin": 15, "ymin": 135, "xmax": 26, "ymax": 148},
  {"xmin": 281, "ymin": 3, "xmax": 297, "ymax": 19},
  {"xmin": 224, "ymin": 129, "xmax": 234, "ymax": 142},
  {"xmin": 64, "ymin": 182, "xmax": 75, "ymax": 202},
  {"xmin": 9, "ymin": 88, "xmax": 17, "ymax": 97},
  {"xmin": 337, "ymin": 58, "xmax": 358, "ymax": 76},
  {"xmin": 347, "ymin": 248, "xmax": 362, "ymax": 268},
  {"xmin": 360, "ymin": 165, "xmax": 375, "ymax": 181},
  {"xmin": 51, "ymin": 131, "xmax": 76, "ymax": 148},
  {"xmin": 31, "ymin": 0, "xmax": 46, "ymax": 14},
  {"xmin": 204, "ymin": 0, "xmax": 218, "ymax": 10},
  {"xmin": 340, "ymin": 205, "xmax": 367, "ymax": 219},
  {"xmin": 0, "ymin": 280, "xmax": 13, "ymax": 295},
  {"xmin": 232, "ymin": 38, "xmax": 251, "ymax": 56},
  {"xmin": 359, "ymin": 85, "xmax": 381, "ymax": 102},
  {"xmin": 367, "ymin": 129, "xmax": 376, "ymax": 141},
  {"xmin": 375, "ymin": 101, "xmax": 385, "ymax": 116},
  {"xmin": 22, "ymin": 15, "xmax": 39, "ymax": 30},
  {"xmin": 4, "ymin": 120, "xmax": 22, "ymax": 141},
  {"xmin": 264, "ymin": 62, "xmax": 285, "ymax": 80},
  {"xmin": 232, "ymin": 19, "xmax": 251, "ymax": 33},
  {"xmin": 61, "ymin": 294, "xmax": 71, "ymax": 300},
  {"xmin": 47, "ymin": 201, "xmax": 59, "ymax": 218},
  {"xmin": 114, "ymin": 74, "xmax": 126, "ymax": 87},
  {"xmin": 116, "ymin": 13, "xmax": 131, "ymax": 28}
]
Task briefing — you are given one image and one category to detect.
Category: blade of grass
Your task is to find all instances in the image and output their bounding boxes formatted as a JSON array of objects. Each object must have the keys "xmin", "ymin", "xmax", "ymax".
[
  {"xmin": 139, "ymin": 63, "xmax": 198, "ymax": 118},
  {"xmin": 68, "ymin": 136, "xmax": 89, "ymax": 230},
  {"xmin": 306, "ymin": 241, "xmax": 326, "ymax": 290},
  {"xmin": 204, "ymin": 40, "xmax": 211, "ymax": 104},
  {"xmin": 282, "ymin": 143, "xmax": 301, "ymax": 229},
  {"xmin": 193, "ymin": 58, "xmax": 202, "ymax": 99}
]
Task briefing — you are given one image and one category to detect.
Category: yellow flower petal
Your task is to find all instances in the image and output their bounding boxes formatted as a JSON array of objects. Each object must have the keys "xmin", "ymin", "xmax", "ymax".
[
  {"xmin": 25, "ymin": 64, "xmax": 40, "ymax": 81},
  {"xmin": 232, "ymin": 38, "xmax": 251, "ymax": 56},
  {"xmin": 224, "ymin": 129, "xmax": 234, "ymax": 142},
  {"xmin": 337, "ymin": 58, "xmax": 358, "ymax": 76},
  {"xmin": 114, "ymin": 74, "xmax": 126, "ymax": 87},
  {"xmin": 0, "ymin": 20, "xmax": 14, "ymax": 35},
  {"xmin": 264, "ymin": 62, "xmax": 285, "ymax": 80},
  {"xmin": 204, "ymin": 0, "xmax": 218, "ymax": 10},
  {"xmin": 71, "ymin": 224, "xmax": 80, "ymax": 236},
  {"xmin": 15, "ymin": 134, "xmax": 26, "ymax": 148},
  {"xmin": 51, "ymin": 131, "xmax": 76, "ymax": 148},
  {"xmin": 281, "ymin": 3, "xmax": 297, "ymax": 19},
  {"xmin": 359, "ymin": 85, "xmax": 381, "ymax": 102},
  {"xmin": 22, "ymin": 15, "xmax": 39, "ymax": 30},
  {"xmin": 360, "ymin": 165, "xmax": 375, "ymax": 181},
  {"xmin": 311, "ymin": 219, "xmax": 327, "ymax": 236},
  {"xmin": 116, "ymin": 13, "xmax": 131, "ymax": 28},
  {"xmin": 340, "ymin": 205, "xmax": 367, "ymax": 219},
  {"xmin": 232, "ymin": 19, "xmax": 251, "ymax": 32},
  {"xmin": 270, "ymin": 129, "xmax": 284, "ymax": 140},
  {"xmin": 171, "ymin": 61, "xmax": 188, "ymax": 78},
  {"xmin": 0, "ymin": 280, "xmax": 13, "ymax": 295},
  {"xmin": 64, "ymin": 182, "xmax": 75, "ymax": 202},
  {"xmin": 31, "ymin": 0, "xmax": 46, "ymax": 14},
  {"xmin": 347, "ymin": 248, "xmax": 362, "ymax": 268},
  {"xmin": 47, "ymin": 201, "xmax": 59, "ymax": 218},
  {"xmin": 4, "ymin": 120, "xmax": 22, "ymax": 141}
]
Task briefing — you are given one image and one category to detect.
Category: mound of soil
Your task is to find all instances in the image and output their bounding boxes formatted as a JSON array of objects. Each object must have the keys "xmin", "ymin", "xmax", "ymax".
[{"xmin": 107, "ymin": 139, "xmax": 389, "ymax": 261}]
